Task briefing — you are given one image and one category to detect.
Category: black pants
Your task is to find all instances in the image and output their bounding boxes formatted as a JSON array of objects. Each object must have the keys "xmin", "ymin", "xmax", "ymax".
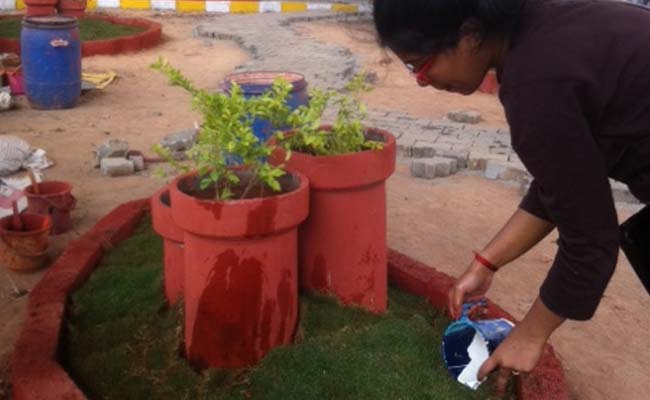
[{"xmin": 620, "ymin": 206, "xmax": 650, "ymax": 294}]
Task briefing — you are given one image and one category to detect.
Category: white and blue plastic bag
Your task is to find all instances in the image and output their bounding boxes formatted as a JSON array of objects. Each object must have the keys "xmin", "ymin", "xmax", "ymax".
[{"xmin": 442, "ymin": 300, "xmax": 514, "ymax": 390}]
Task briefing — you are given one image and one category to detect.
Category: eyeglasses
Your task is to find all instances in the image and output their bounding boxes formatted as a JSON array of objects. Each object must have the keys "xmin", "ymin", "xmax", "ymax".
[{"xmin": 404, "ymin": 56, "xmax": 435, "ymax": 86}]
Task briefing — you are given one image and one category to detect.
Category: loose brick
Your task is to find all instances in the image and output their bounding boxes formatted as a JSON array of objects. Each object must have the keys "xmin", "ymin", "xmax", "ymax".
[
  {"xmin": 436, "ymin": 149, "xmax": 470, "ymax": 169},
  {"xmin": 484, "ymin": 160, "xmax": 508, "ymax": 180},
  {"xmin": 410, "ymin": 159, "xmax": 427, "ymax": 178},
  {"xmin": 100, "ymin": 158, "xmax": 135, "ymax": 177},
  {"xmin": 447, "ymin": 109, "xmax": 482, "ymax": 124},
  {"xmin": 411, "ymin": 141, "xmax": 435, "ymax": 158},
  {"xmin": 428, "ymin": 157, "xmax": 453, "ymax": 177}
]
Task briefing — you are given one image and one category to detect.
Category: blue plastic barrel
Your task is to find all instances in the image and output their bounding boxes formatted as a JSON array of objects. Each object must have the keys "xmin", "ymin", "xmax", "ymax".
[
  {"xmin": 223, "ymin": 72, "xmax": 309, "ymax": 142},
  {"xmin": 21, "ymin": 16, "xmax": 81, "ymax": 110}
]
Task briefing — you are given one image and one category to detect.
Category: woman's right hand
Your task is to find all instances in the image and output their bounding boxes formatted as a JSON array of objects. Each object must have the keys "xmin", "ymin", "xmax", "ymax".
[{"xmin": 448, "ymin": 262, "xmax": 495, "ymax": 319}]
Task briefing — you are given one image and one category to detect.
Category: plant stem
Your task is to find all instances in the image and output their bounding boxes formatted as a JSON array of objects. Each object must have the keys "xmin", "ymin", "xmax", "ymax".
[{"xmin": 240, "ymin": 168, "xmax": 260, "ymax": 200}]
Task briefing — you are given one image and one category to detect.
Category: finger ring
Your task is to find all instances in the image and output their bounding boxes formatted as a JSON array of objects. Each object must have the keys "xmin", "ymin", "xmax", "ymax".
[{"xmin": 512, "ymin": 370, "xmax": 521, "ymax": 376}]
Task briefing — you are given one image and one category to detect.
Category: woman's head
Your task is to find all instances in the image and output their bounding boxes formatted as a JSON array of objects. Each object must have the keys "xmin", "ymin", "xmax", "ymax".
[{"xmin": 373, "ymin": 0, "xmax": 524, "ymax": 94}]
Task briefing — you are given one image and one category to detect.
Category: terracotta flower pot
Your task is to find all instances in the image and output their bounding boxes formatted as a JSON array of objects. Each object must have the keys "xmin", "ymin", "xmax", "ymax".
[
  {"xmin": 24, "ymin": 181, "xmax": 76, "ymax": 235},
  {"xmin": 271, "ymin": 127, "xmax": 396, "ymax": 313},
  {"xmin": 151, "ymin": 187, "xmax": 184, "ymax": 306},
  {"xmin": 169, "ymin": 170, "xmax": 309, "ymax": 369},
  {"xmin": 0, "ymin": 213, "xmax": 51, "ymax": 271}
]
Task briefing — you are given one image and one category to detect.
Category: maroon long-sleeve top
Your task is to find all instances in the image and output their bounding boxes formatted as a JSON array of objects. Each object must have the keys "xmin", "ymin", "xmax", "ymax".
[{"xmin": 498, "ymin": 0, "xmax": 650, "ymax": 320}]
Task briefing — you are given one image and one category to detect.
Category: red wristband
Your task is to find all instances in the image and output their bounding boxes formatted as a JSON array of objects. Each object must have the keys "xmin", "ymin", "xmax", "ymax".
[{"xmin": 473, "ymin": 251, "xmax": 498, "ymax": 272}]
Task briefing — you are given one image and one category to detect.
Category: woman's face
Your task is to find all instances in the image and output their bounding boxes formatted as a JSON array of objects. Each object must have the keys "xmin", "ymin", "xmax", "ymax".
[{"xmin": 396, "ymin": 35, "xmax": 495, "ymax": 95}]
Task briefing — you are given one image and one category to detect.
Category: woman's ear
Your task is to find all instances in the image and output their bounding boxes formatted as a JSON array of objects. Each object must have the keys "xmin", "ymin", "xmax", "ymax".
[{"xmin": 459, "ymin": 18, "xmax": 486, "ymax": 52}]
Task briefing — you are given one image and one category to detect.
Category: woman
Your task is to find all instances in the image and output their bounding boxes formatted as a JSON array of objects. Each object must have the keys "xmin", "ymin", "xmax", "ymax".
[{"xmin": 373, "ymin": 0, "xmax": 650, "ymax": 394}]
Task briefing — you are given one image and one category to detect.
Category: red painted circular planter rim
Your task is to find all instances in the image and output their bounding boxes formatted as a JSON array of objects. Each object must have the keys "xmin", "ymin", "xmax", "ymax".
[
  {"xmin": 271, "ymin": 126, "xmax": 397, "ymax": 190},
  {"xmin": 9, "ymin": 198, "xmax": 569, "ymax": 400},
  {"xmin": 0, "ymin": 14, "xmax": 162, "ymax": 57},
  {"xmin": 169, "ymin": 170, "xmax": 310, "ymax": 239},
  {"xmin": 151, "ymin": 187, "xmax": 184, "ymax": 243}
]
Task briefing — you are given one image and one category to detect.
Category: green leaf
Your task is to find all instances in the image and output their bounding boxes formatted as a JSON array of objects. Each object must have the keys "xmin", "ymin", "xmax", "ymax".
[
  {"xmin": 220, "ymin": 186, "xmax": 233, "ymax": 200},
  {"xmin": 153, "ymin": 60, "xmax": 296, "ymax": 199}
]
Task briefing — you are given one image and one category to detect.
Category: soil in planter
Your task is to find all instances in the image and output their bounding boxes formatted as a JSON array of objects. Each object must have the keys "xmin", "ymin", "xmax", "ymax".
[
  {"xmin": 0, "ymin": 18, "xmax": 145, "ymax": 41},
  {"xmin": 287, "ymin": 129, "xmax": 386, "ymax": 156},
  {"xmin": 179, "ymin": 171, "xmax": 300, "ymax": 200},
  {"xmin": 62, "ymin": 220, "xmax": 514, "ymax": 400}
]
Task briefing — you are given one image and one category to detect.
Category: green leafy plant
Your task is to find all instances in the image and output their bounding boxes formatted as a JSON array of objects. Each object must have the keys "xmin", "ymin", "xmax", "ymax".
[
  {"xmin": 151, "ymin": 58, "xmax": 294, "ymax": 200},
  {"xmin": 277, "ymin": 73, "xmax": 384, "ymax": 156}
]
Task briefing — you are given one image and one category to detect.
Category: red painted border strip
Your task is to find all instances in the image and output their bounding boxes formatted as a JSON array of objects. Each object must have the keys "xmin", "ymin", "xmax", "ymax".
[
  {"xmin": 10, "ymin": 198, "xmax": 568, "ymax": 400},
  {"xmin": 387, "ymin": 248, "xmax": 570, "ymax": 400},
  {"xmin": 10, "ymin": 199, "xmax": 148, "ymax": 400},
  {"xmin": 0, "ymin": 14, "xmax": 162, "ymax": 57}
]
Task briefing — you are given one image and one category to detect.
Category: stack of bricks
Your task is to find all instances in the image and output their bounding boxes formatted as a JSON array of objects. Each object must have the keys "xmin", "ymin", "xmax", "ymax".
[{"xmin": 362, "ymin": 109, "xmax": 530, "ymax": 184}]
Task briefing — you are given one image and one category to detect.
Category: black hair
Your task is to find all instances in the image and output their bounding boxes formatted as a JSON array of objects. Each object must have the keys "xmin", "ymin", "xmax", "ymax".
[{"xmin": 373, "ymin": 0, "xmax": 526, "ymax": 55}]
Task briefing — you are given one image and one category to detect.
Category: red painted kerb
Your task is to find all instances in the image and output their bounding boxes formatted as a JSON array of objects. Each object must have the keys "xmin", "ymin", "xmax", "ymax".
[
  {"xmin": 9, "ymin": 198, "xmax": 569, "ymax": 400},
  {"xmin": 0, "ymin": 14, "xmax": 161, "ymax": 57}
]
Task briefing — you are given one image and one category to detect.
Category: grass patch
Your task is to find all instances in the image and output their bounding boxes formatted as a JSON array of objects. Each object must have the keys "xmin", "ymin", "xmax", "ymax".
[
  {"xmin": 64, "ymin": 220, "xmax": 514, "ymax": 400},
  {"xmin": 0, "ymin": 18, "xmax": 145, "ymax": 41}
]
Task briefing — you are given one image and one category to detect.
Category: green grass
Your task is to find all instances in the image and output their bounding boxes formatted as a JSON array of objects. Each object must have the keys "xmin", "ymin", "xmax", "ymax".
[
  {"xmin": 63, "ymin": 220, "xmax": 514, "ymax": 400},
  {"xmin": 0, "ymin": 18, "xmax": 145, "ymax": 41}
]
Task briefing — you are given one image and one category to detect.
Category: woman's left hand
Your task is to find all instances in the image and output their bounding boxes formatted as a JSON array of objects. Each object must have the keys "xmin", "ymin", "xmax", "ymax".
[
  {"xmin": 477, "ymin": 324, "xmax": 546, "ymax": 395},
  {"xmin": 477, "ymin": 297, "xmax": 565, "ymax": 396}
]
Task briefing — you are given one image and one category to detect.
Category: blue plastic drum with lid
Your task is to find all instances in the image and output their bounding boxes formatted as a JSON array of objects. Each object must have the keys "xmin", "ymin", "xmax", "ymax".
[
  {"xmin": 223, "ymin": 72, "xmax": 309, "ymax": 142},
  {"xmin": 21, "ymin": 15, "xmax": 81, "ymax": 110}
]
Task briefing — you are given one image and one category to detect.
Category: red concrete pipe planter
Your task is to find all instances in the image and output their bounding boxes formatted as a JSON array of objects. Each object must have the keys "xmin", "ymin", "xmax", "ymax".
[
  {"xmin": 150, "ymin": 187, "xmax": 184, "ymax": 306},
  {"xmin": 25, "ymin": 6, "xmax": 57, "ymax": 16},
  {"xmin": 272, "ymin": 127, "xmax": 396, "ymax": 314},
  {"xmin": 169, "ymin": 170, "xmax": 310, "ymax": 369},
  {"xmin": 23, "ymin": 0, "xmax": 57, "ymax": 17},
  {"xmin": 9, "ymin": 198, "xmax": 569, "ymax": 400},
  {"xmin": 23, "ymin": 0, "xmax": 57, "ymax": 5},
  {"xmin": 57, "ymin": 0, "xmax": 87, "ymax": 19},
  {"xmin": 24, "ymin": 181, "xmax": 76, "ymax": 235},
  {"xmin": 0, "ymin": 15, "xmax": 162, "ymax": 57}
]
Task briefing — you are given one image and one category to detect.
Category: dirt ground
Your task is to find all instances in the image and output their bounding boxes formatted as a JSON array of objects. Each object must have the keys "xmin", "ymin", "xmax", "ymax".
[{"xmin": 0, "ymin": 11, "xmax": 648, "ymax": 400}]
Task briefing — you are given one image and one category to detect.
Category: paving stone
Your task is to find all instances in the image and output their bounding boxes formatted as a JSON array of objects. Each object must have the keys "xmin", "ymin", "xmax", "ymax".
[
  {"xmin": 499, "ymin": 162, "xmax": 529, "ymax": 182},
  {"xmin": 484, "ymin": 160, "xmax": 509, "ymax": 180},
  {"xmin": 508, "ymin": 153, "xmax": 522, "ymax": 163},
  {"xmin": 410, "ymin": 158, "xmax": 455, "ymax": 179},
  {"xmin": 100, "ymin": 158, "xmax": 135, "ymax": 177},
  {"xmin": 129, "ymin": 155, "xmax": 145, "ymax": 171},
  {"xmin": 429, "ymin": 157, "xmax": 453, "ymax": 177},
  {"xmin": 447, "ymin": 157, "xmax": 459, "ymax": 174},
  {"xmin": 411, "ymin": 142, "xmax": 435, "ymax": 158},
  {"xmin": 489, "ymin": 146, "xmax": 510, "ymax": 156},
  {"xmin": 468, "ymin": 158, "xmax": 488, "ymax": 171},
  {"xmin": 435, "ymin": 149, "xmax": 470, "ymax": 169},
  {"xmin": 470, "ymin": 150, "xmax": 509, "ymax": 164},
  {"xmin": 397, "ymin": 143, "xmax": 411, "ymax": 157},
  {"xmin": 431, "ymin": 143, "xmax": 454, "ymax": 152},
  {"xmin": 436, "ymin": 134, "xmax": 468, "ymax": 144},
  {"xmin": 519, "ymin": 175, "xmax": 533, "ymax": 195},
  {"xmin": 95, "ymin": 139, "xmax": 129, "ymax": 167},
  {"xmin": 447, "ymin": 110, "xmax": 482, "ymax": 124},
  {"xmin": 160, "ymin": 128, "xmax": 200, "ymax": 152},
  {"xmin": 410, "ymin": 159, "xmax": 427, "ymax": 178}
]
